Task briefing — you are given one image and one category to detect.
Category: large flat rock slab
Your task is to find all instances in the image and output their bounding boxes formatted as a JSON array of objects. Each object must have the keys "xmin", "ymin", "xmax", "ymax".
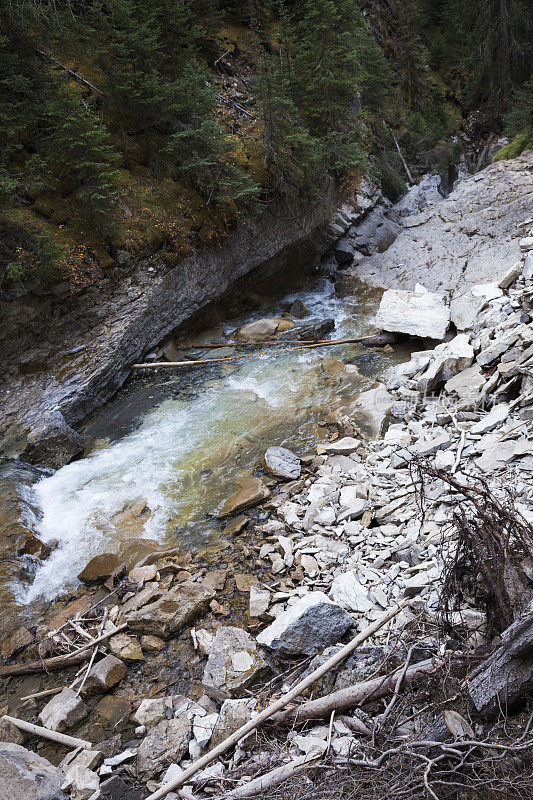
[
  {"xmin": 340, "ymin": 151, "xmax": 533, "ymax": 297},
  {"xmin": 374, "ymin": 284, "xmax": 450, "ymax": 340}
]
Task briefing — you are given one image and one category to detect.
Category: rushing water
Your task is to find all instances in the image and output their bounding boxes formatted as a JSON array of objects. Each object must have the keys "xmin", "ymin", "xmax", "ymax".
[{"xmin": 12, "ymin": 273, "xmax": 411, "ymax": 607}]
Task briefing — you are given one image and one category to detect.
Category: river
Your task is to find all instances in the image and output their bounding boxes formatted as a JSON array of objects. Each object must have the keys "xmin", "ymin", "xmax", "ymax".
[{"xmin": 4, "ymin": 269, "xmax": 412, "ymax": 622}]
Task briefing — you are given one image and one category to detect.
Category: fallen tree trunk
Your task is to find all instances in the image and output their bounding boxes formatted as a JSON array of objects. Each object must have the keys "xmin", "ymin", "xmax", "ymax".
[
  {"xmin": 133, "ymin": 333, "xmax": 399, "ymax": 370},
  {"xmin": 271, "ymin": 657, "xmax": 440, "ymax": 725},
  {"xmin": 468, "ymin": 601, "xmax": 533, "ymax": 718},
  {"xmin": 211, "ymin": 754, "xmax": 319, "ymax": 799}
]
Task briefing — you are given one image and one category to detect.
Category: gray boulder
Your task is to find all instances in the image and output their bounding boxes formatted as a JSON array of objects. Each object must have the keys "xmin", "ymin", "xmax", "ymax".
[
  {"xmin": 38, "ymin": 688, "xmax": 88, "ymax": 733},
  {"xmin": 263, "ymin": 446, "xmax": 301, "ymax": 481},
  {"xmin": 136, "ymin": 717, "xmax": 191, "ymax": 779},
  {"xmin": 0, "ymin": 742, "xmax": 66, "ymax": 800},
  {"xmin": 203, "ymin": 626, "xmax": 269, "ymax": 697},
  {"xmin": 257, "ymin": 591, "xmax": 353, "ymax": 655}
]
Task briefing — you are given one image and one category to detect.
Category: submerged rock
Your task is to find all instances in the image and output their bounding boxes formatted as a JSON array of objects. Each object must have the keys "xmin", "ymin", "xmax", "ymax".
[
  {"xmin": 1, "ymin": 626, "xmax": 33, "ymax": 660},
  {"xmin": 216, "ymin": 476, "xmax": 270, "ymax": 517},
  {"xmin": 263, "ymin": 446, "xmax": 301, "ymax": 480},
  {"xmin": 375, "ymin": 284, "xmax": 450, "ymax": 340},
  {"xmin": 257, "ymin": 591, "xmax": 353, "ymax": 655}
]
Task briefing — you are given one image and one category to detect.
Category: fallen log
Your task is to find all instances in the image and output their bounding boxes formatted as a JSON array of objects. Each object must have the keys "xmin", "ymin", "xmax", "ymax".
[
  {"xmin": 271, "ymin": 657, "xmax": 440, "ymax": 725},
  {"xmin": 0, "ymin": 623, "xmax": 127, "ymax": 677},
  {"xmin": 2, "ymin": 714, "xmax": 92, "ymax": 749},
  {"xmin": 145, "ymin": 599, "xmax": 408, "ymax": 800},
  {"xmin": 211, "ymin": 753, "xmax": 319, "ymax": 799},
  {"xmin": 468, "ymin": 600, "xmax": 533, "ymax": 717},
  {"xmin": 132, "ymin": 333, "xmax": 399, "ymax": 370}
]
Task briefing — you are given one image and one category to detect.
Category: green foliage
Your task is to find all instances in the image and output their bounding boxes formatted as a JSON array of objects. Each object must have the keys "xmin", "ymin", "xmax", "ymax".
[{"xmin": 0, "ymin": 217, "xmax": 65, "ymax": 288}]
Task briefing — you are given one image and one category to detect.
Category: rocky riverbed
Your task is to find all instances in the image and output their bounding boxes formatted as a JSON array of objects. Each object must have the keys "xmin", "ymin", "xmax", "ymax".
[{"xmin": 1, "ymin": 154, "xmax": 533, "ymax": 800}]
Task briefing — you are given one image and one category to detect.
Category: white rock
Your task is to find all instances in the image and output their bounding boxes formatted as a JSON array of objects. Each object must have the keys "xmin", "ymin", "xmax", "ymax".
[
  {"xmin": 192, "ymin": 713, "xmax": 219, "ymax": 749},
  {"xmin": 417, "ymin": 334, "xmax": 474, "ymax": 391},
  {"xmin": 375, "ymin": 284, "xmax": 450, "ymax": 340},
  {"xmin": 470, "ymin": 403, "xmax": 510, "ymax": 435},
  {"xmin": 329, "ymin": 570, "xmax": 374, "ymax": 613},
  {"xmin": 324, "ymin": 437, "xmax": 360, "ymax": 455},
  {"xmin": 498, "ymin": 261, "xmax": 522, "ymax": 289},
  {"xmin": 38, "ymin": 687, "xmax": 88, "ymax": 733},
  {"xmin": 63, "ymin": 765, "xmax": 99, "ymax": 800},
  {"xmin": 524, "ymin": 252, "xmax": 533, "ymax": 280},
  {"xmin": 471, "ymin": 282, "xmax": 503, "ymax": 301},
  {"xmin": 132, "ymin": 698, "xmax": 166, "ymax": 728},
  {"xmin": 444, "ymin": 365, "xmax": 485, "ymax": 397},
  {"xmin": 249, "ymin": 586, "xmax": 270, "ymax": 617}
]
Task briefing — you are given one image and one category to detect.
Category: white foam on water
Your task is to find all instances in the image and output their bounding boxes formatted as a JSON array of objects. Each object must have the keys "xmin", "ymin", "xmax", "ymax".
[{"xmin": 18, "ymin": 278, "xmax": 379, "ymax": 603}]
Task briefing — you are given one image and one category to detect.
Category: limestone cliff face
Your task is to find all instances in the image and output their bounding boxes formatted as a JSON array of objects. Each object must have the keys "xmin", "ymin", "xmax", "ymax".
[
  {"xmin": 0, "ymin": 187, "xmax": 351, "ymax": 467},
  {"xmin": 340, "ymin": 151, "xmax": 533, "ymax": 297}
]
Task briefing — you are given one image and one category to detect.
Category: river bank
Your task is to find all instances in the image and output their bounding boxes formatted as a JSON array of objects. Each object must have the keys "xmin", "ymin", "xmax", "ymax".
[{"xmin": 1, "ymin": 153, "xmax": 533, "ymax": 800}]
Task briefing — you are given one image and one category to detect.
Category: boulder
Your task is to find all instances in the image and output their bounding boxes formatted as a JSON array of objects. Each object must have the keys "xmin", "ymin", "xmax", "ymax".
[
  {"xmin": 38, "ymin": 688, "xmax": 88, "ymax": 733},
  {"xmin": 524, "ymin": 252, "xmax": 533, "ymax": 281},
  {"xmin": 216, "ymin": 476, "xmax": 270, "ymax": 517},
  {"xmin": 108, "ymin": 633, "xmax": 145, "ymax": 662},
  {"xmin": 210, "ymin": 699, "xmax": 253, "ymax": 749},
  {"xmin": 19, "ymin": 411, "xmax": 84, "ymax": 470},
  {"xmin": 256, "ymin": 591, "xmax": 353, "ymax": 655},
  {"xmin": 63, "ymin": 766, "xmax": 99, "ymax": 800},
  {"xmin": 127, "ymin": 582, "xmax": 214, "ymax": 638},
  {"xmin": 132, "ymin": 698, "xmax": 166, "ymax": 728},
  {"xmin": 80, "ymin": 655, "xmax": 127, "ymax": 695},
  {"xmin": 263, "ymin": 446, "xmax": 301, "ymax": 480},
  {"xmin": 0, "ymin": 742, "xmax": 66, "ymax": 800},
  {"xmin": 444, "ymin": 365, "xmax": 486, "ymax": 398},
  {"xmin": 234, "ymin": 318, "xmax": 294, "ymax": 343},
  {"xmin": 203, "ymin": 626, "xmax": 269, "ymax": 697},
  {"xmin": 249, "ymin": 586, "xmax": 270, "ymax": 617},
  {"xmin": 450, "ymin": 290, "xmax": 487, "ymax": 330},
  {"xmin": 77, "ymin": 554, "xmax": 125, "ymax": 584},
  {"xmin": 329, "ymin": 570, "xmax": 374, "ymax": 613},
  {"xmin": 395, "ymin": 174, "xmax": 443, "ymax": 217},
  {"xmin": 324, "ymin": 437, "xmax": 360, "ymax": 455},
  {"xmin": 416, "ymin": 334, "xmax": 474, "ymax": 392},
  {"xmin": 136, "ymin": 717, "xmax": 191, "ymax": 779},
  {"xmin": 347, "ymin": 384, "xmax": 395, "ymax": 437},
  {"xmin": 470, "ymin": 403, "xmax": 510, "ymax": 435},
  {"xmin": 289, "ymin": 299, "xmax": 309, "ymax": 318},
  {"xmin": 375, "ymin": 284, "xmax": 450, "ymax": 341}
]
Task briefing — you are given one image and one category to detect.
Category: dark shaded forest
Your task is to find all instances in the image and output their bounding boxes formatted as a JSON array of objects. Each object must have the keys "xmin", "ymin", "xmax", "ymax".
[{"xmin": 1, "ymin": 0, "xmax": 531, "ymax": 290}]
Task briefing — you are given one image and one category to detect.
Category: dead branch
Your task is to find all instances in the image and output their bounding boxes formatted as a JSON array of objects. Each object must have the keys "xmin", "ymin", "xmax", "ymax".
[
  {"xmin": 271, "ymin": 657, "xmax": 439, "ymax": 726},
  {"xmin": 2, "ymin": 714, "xmax": 92, "ymax": 749}
]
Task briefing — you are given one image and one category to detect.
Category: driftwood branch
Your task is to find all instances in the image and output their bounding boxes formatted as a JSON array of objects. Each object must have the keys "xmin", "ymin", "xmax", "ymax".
[
  {"xmin": 133, "ymin": 333, "xmax": 398, "ymax": 370},
  {"xmin": 211, "ymin": 754, "xmax": 319, "ymax": 799},
  {"xmin": 271, "ymin": 657, "xmax": 439, "ymax": 725},
  {"xmin": 2, "ymin": 715, "xmax": 92, "ymax": 749},
  {"xmin": 145, "ymin": 600, "xmax": 409, "ymax": 800},
  {"xmin": 0, "ymin": 623, "xmax": 126, "ymax": 676}
]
